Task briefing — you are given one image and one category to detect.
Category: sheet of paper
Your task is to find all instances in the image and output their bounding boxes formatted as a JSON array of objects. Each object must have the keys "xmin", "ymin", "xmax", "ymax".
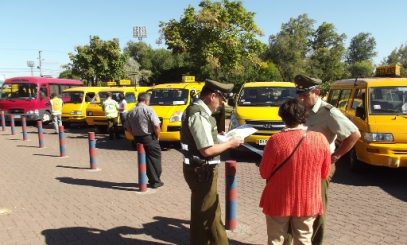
[{"xmin": 217, "ymin": 124, "xmax": 257, "ymax": 143}]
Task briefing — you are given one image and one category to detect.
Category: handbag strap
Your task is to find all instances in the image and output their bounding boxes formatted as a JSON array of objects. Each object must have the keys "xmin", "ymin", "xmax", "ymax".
[{"xmin": 267, "ymin": 132, "xmax": 307, "ymax": 182}]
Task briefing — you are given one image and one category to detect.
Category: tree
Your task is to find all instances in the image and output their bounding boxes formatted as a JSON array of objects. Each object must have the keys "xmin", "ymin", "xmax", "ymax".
[
  {"xmin": 383, "ymin": 44, "xmax": 407, "ymax": 77},
  {"xmin": 160, "ymin": 0, "xmax": 265, "ymax": 82},
  {"xmin": 346, "ymin": 60, "xmax": 374, "ymax": 78},
  {"xmin": 58, "ymin": 66, "xmax": 80, "ymax": 80},
  {"xmin": 266, "ymin": 14, "xmax": 314, "ymax": 82},
  {"xmin": 68, "ymin": 36, "xmax": 126, "ymax": 86},
  {"xmin": 307, "ymin": 22, "xmax": 347, "ymax": 84},
  {"xmin": 123, "ymin": 57, "xmax": 152, "ymax": 85},
  {"xmin": 124, "ymin": 41, "xmax": 190, "ymax": 83},
  {"xmin": 346, "ymin": 33, "xmax": 377, "ymax": 64}
]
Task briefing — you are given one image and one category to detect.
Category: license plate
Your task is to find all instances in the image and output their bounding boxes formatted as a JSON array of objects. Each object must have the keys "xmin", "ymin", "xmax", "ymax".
[
  {"xmin": 13, "ymin": 114, "xmax": 21, "ymax": 119},
  {"xmin": 258, "ymin": 139, "xmax": 268, "ymax": 146}
]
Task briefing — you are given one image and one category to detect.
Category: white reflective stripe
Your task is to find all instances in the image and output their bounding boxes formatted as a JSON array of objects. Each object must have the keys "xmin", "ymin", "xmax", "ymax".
[
  {"xmin": 183, "ymin": 158, "xmax": 220, "ymax": 165},
  {"xmin": 181, "ymin": 143, "xmax": 189, "ymax": 151}
]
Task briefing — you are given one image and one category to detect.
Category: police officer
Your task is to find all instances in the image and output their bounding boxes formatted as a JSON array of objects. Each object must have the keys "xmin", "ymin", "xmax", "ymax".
[
  {"xmin": 294, "ymin": 74, "xmax": 361, "ymax": 245},
  {"xmin": 181, "ymin": 79, "xmax": 243, "ymax": 245},
  {"xmin": 50, "ymin": 93, "xmax": 63, "ymax": 134},
  {"xmin": 125, "ymin": 92, "xmax": 163, "ymax": 188},
  {"xmin": 102, "ymin": 92, "xmax": 120, "ymax": 140}
]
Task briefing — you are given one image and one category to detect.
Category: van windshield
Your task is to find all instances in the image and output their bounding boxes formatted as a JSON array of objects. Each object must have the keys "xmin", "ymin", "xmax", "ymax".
[
  {"xmin": 150, "ymin": 89, "xmax": 188, "ymax": 105},
  {"xmin": 369, "ymin": 87, "xmax": 407, "ymax": 114},
  {"xmin": 238, "ymin": 87, "xmax": 296, "ymax": 106},
  {"xmin": 0, "ymin": 83, "xmax": 37, "ymax": 99},
  {"xmin": 61, "ymin": 91, "xmax": 84, "ymax": 104},
  {"xmin": 98, "ymin": 91, "xmax": 123, "ymax": 103}
]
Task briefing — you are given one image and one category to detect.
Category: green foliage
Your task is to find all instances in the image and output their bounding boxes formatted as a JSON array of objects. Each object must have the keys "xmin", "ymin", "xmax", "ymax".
[
  {"xmin": 160, "ymin": 0, "xmax": 265, "ymax": 82},
  {"xmin": 347, "ymin": 60, "xmax": 374, "ymax": 78},
  {"xmin": 58, "ymin": 68, "xmax": 80, "ymax": 80},
  {"xmin": 266, "ymin": 14, "xmax": 314, "ymax": 82},
  {"xmin": 68, "ymin": 36, "xmax": 126, "ymax": 86},
  {"xmin": 346, "ymin": 32, "xmax": 377, "ymax": 64},
  {"xmin": 307, "ymin": 22, "xmax": 347, "ymax": 83},
  {"xmin": 383, "ymin": 44, "xmax": 407, "ymax": 77}
]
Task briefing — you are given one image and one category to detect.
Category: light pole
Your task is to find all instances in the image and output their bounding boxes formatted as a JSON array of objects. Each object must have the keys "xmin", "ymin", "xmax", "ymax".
[
  {"xmin": 27, "ymin": 60, "xmax": 35, "ymax": 76},
  {"xmin": 133, "ymin": 26, "xmax": 147, "ymax": 42}
]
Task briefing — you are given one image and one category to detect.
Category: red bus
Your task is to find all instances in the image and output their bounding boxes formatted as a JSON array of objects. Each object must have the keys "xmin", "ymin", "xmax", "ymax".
[{"xmin": 0, "ymin": 76, "xmax": 83, "ymax": 122}]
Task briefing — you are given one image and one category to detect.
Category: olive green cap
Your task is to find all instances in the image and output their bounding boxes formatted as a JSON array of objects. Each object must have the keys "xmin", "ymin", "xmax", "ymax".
[
  {"xmin": 204, "ymin": 79, "xmax": 234, "ymax": 100},
  {"xmin": 294, "ymin": 74, "xmax": 322, "ymax": 94}
]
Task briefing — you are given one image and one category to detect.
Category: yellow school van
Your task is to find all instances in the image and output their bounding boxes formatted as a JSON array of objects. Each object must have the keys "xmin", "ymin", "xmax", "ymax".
[
  {"xmin": 327, "ymin": 65, "xmax": 407, "ymax": 169},
  {"xmin": 85, "ymin": 86, "xmax": 150, "ymax": 128},
  {"xmin": 229, "ymin": 81, "xmax": 296, "ymax": 148},
  {"xmin": 61, "ymin": 86, "xmax": 108, "ymax": 126},
  {"xmin": 125, "ymin": 76, "xmax": 205, "ymax": 144}
]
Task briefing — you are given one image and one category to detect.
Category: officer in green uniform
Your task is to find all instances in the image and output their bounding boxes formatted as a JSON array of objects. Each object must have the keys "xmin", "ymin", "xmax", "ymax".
[
  {"xmin": 181, "ymin": 79, "xmax": 243, "ymax": 245},
  {"xmin": 295, "ymin": 74, "xmax": 361, "ymax": 245}
]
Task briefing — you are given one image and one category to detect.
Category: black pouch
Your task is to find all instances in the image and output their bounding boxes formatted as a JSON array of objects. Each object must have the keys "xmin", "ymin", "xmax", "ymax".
[{"xmin": 194, "ymin": 164, "xmax": 212, "ymax": 183}]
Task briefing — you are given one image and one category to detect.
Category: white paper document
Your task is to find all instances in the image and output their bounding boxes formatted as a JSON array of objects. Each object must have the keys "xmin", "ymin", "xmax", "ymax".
[{"xmin": 217, "ymin": 124, "xmax": 257, "ymax": 143}]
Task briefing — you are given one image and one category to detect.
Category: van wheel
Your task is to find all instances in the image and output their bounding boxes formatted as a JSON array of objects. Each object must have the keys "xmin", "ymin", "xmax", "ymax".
[
  {"xmin": 42, "ymin": 111, "xmax": 51, "ymax": 124},
  {"xmin": 349, "ymin": 148, "xmax": 365, "ymax": 172}
]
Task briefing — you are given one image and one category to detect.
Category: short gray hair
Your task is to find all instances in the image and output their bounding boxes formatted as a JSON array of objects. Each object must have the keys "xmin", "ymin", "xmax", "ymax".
[{"xmin": 138, "ymin": 92, "xmax": 150, "ymax": 102}]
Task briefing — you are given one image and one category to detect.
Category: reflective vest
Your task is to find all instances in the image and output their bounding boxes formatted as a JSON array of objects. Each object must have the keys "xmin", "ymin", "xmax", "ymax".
[
  {"xmin": 50, "ymin": 97, "xmax": 63, "ymax": 115},
  {"xmin": 103, "ymin": 98, "xmax": 119, "ymax": 118}
]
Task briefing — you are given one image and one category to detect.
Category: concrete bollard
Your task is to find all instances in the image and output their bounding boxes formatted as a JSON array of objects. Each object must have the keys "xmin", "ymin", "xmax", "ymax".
[
  {"xmin": 21, "ymin": 116, "xmax": 28, "ymax": 141},
  {"xmin": 1, "ymin": 111, "xmax": 5, "ymax": 131},
  {"xmin": 88, "ymin": 132, "xmax": 97, "ymax": 169},
  {"xmin": 10, "ymin": 114, "xmax": 15, "ymax": 135},
  {"xmin": 37, "ymin": 121, "xmax": 45, "ymax": 148},
  {"xmin": 58, "ymin": 125, "xmax": 66, "ymax": 157},
  {"xmin": 137, "ymin": 143, "xmax": 148, "ymax": 192},
  {"xmin": 225, "ymin": 160, "xmax": 237, "ymax": 230}
]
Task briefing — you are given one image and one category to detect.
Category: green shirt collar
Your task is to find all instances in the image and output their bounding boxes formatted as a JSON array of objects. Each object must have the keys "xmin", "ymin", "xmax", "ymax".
[
  {"xmin": 311, "ymin": 97, "xmax": 323, "ymax": 113},
  {"xmin": 196, "ymin": 99, "xmax": 212, "ymax": 116}
]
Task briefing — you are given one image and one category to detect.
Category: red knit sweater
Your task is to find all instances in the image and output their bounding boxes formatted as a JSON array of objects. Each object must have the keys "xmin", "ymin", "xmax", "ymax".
[{"xmin": 259, "ymin": 129, "xmax": 331, "ymax": 217}]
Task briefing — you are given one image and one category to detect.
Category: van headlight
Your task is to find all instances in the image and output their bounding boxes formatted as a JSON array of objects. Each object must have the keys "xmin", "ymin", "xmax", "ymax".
[
  {"xmin": 169, "ymin": 111, "xmax": 183, "ymax": 122},
  {"xmin": 363, "ymin": 133, "xmax": 394, "ymax": 143},
  {"xmin": 70, "ymin": 110, "xmax": 82, "ymax": 115},
  {"xmin": 230, "ymin": 113, "xmax": 240, "ymax": 129}
]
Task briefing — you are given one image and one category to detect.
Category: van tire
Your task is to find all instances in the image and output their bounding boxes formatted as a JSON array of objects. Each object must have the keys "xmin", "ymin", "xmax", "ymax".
[
  {"xmin": 349, "ymin": 148, "xmax": 365, "ymax": 172},
  {"xmin": 42, "ymin": 111, "xmax": 52, "ymax": 124}
]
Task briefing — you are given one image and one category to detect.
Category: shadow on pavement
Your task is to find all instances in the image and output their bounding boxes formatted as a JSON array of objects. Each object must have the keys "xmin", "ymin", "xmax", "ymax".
[
  {"xmin": 332, "ymin": 158, "xmax": 407, "ymax": 202},
  {"xmin": 17, "ymin": 145, "xmax": 38, "ymax": 148},
  {"xmin": 33, "ymin": 153, "xmax": 60, "ymax": 158},
  {"xmin": 56, "ymin": 165, "xmax": 91, "ymax": 170},
  {"xmin": 56, "ymin": 177, "xmax": 139, "ymax": 192},
  {"xmin": 41, "ymin": 216, "xmax": 250, "ymax": 245},
  {"xmin": 95, "ymin": 138, "xmax": 134, "ymax": 151}
]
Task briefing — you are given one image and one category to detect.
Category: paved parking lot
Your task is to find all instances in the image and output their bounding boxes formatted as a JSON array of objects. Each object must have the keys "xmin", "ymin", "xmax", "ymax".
[{"xmin": 0, "ymin": 124, "xmax": 406, "ymax": 244}]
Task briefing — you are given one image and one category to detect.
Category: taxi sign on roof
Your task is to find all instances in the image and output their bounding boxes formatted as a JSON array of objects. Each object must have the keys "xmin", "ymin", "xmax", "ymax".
[
  {"xmin": 182, "ymin": 75, "xmax": 195, "ymax": 83},
  {"xmin": 107, "ymin": 81, "xmax": 117, "ymax": 86},
  {"xmin": 375, "ymin": 65, "xmax": 400, "ymax": 77},
  {"xmin": 119, "ymin": 80, "xmax": 131, "ymax": 86}
]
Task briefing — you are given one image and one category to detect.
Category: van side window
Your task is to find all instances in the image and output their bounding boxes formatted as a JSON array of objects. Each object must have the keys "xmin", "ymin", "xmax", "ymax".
[
  {"xmin": 60, "ymin": 85, "xmax": 71, "ymax": 93},
  {"xmin": 40, "ymin": 85, "xmax": 48, "ymax": 99},
  {"xmin": 327, "ymin": 89, "xmax": 341, "ymax": 106},
  {"xmin": 351, "ymin": 89, "xmax": 366, "ymax": 109},
  {"xmin": 85, "ymin": 92, "xmax": 96, "ymax": 102},
  {"xmin": 125, "ymin": 93, "xmax": 136, "ymax": 103},
  {"xmin": 50, "ymin": 84, "xmax": 60, "ymax": 96},
  {"xmin": 337, "ymin": 89, "xmax": 351, "ymax": 110}
]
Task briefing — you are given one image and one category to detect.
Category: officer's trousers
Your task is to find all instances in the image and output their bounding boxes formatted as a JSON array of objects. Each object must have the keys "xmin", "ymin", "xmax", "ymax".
[
  {"xmin": 183, "ymin": 164, "xmax": 228, "ymax": 245},
  {"xmin": 134, "ymin": 135, "xmax": 162, "ymax": 185},
  {"xmin": 107, "ymin": 117, "xmax": 119, "ymax": 139},
  {"xmin": 311, "ymin": 163, "xmax": 336, "ymax": 245}
]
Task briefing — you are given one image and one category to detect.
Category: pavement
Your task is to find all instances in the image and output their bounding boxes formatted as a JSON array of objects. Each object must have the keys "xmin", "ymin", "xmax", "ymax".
[{"xmin": 0, "ymin": 124, "xmax": 406, "ymax": 245}]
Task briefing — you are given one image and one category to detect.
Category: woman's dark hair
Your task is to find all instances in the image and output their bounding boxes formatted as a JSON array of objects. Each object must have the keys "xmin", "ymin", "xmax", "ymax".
[{"xmin": 278, "ymin": 99, "xmax": 306, "ymax": 128}]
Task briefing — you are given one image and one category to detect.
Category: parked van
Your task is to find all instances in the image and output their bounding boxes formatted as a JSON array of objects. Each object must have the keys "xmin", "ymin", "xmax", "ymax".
[
  {"xmin": 229, "ymin": 81, "xmax": 296, "ymax": 148},
  {"xmin": 85, "ymin": 86, "xmax": 150, "ymax": 129},
  {"xmin": 61, "ymin": 86, "xmax": 108, "ymax": 126},
  {"xmin": 0, "ymin": 76, "xmax": 83, "ymax": 122},
  {"xmin": 125, "ymin": 76, "xmax": 205, "ymax": 143},
  {"xmin": 327, "ymin": 65, "xmax": 407, "ymax": 169}
]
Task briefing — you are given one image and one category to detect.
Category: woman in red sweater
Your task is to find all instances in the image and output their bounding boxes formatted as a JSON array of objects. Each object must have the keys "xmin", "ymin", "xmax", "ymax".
[{"xmin": 259, "ymin": 99, "xmax": 331, "ymax": 245}]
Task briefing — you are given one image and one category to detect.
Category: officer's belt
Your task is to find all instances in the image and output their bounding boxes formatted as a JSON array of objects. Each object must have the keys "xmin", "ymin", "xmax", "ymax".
[{"xmin": 183, "ymin": 158, "xmax": 220, "ymax": 165}]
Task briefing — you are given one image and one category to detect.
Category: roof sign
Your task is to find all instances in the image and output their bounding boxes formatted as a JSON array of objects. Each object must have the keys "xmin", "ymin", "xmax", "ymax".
[{"xmin": 375, "ymin": 65, "xmax": 401, "ymax": 77}]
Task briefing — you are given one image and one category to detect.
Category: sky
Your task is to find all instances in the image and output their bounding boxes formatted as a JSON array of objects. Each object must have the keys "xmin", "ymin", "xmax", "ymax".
[{"xmin": 1, "ymin": 0, "xmax": 406, "ymax": 80}]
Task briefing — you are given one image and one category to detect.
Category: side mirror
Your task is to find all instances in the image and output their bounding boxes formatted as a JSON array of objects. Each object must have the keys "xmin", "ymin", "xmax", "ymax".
[
  {"xmin": 355, "ymin": 106, "xmax": 365, "ymax": 119},
  {"xmin": 228, "ymin": 97, "xmax": 235, "ymax": 107}
]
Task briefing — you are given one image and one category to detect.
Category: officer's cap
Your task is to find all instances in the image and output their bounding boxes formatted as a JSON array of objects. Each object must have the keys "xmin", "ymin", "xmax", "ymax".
[
  {"xmin": 204, "ymin": 79, "xmax": 234, "ymax": 100},
  {"xmin": 294, "ymin": 74, "xmax": 322, "ymax": 94}
]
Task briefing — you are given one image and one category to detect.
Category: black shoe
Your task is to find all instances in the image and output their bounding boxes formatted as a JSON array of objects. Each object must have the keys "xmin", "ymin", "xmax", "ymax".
[{"xmin": 149, "ymin": 182, "xmax": 164, "ymax": 188}]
